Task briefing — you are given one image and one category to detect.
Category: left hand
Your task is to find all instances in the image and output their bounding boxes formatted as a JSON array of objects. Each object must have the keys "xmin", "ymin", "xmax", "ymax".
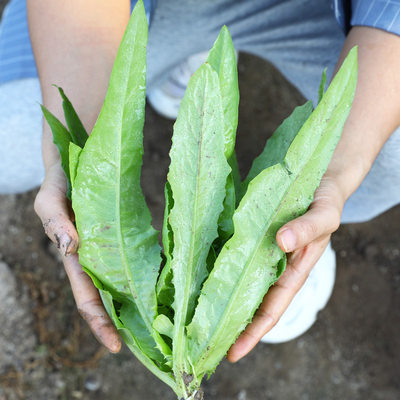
[
  {"xmin": 34, "ymin": 162, "xmax": 122, "ymax": 354},
  {"xmin": 227, "ymin": 175, "xmax": 343, "ymax": 362}
]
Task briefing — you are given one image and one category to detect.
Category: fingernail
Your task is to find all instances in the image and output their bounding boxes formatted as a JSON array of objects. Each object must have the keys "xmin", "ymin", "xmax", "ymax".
[
  {"xmin": 109, "ymin": 339, "xmax": 122, "ymax": 353},
  {"xmin": 58, "ymin": 233, "xmax": 73, "ymax": 256},
  {"xmin": 65, "ymin": 237, "xmax": 77, "ymax": 256},
  {"xmin": 279, "ymin": 228, "xmax": 296, "ymax": 252}
]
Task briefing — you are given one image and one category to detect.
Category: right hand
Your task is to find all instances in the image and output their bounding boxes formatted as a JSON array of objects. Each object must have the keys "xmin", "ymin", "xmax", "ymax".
[{"xmin": 34, "ymin": 162, "xmax": 122, "ymax": 353}]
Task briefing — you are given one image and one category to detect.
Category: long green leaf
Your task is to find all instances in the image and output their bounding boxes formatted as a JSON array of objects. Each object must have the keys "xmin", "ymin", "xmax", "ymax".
[
  {"xmin": 188, "ymin": 165, "xmax": 287, "ymax": 376},
  {"xmin": 69, "ymin": 142, "xmax": 82, "ymax": 188},
  {"xmin": 96, "ymin": 287, "xmax": 176, "ymax": 392},
  {"xmin": 40, "ymin": 105, "xmax": 73, "ymax": 198},
  {"xmin": 216, "ymin": 173, "xmax": 235, "ymax": 243},
  {"xmin": 168, "ymin": 62, "xmax": 230, "ymax": 393},
  {"xmin": 187, "ymin": 47, "xmax": 357, "ymax": 376},
  {"xmin": 85, "ymin": 267, "xmax": 171, "ymax": 369},
  {"xmin": 119, "ymin": 302, "xmax": 172, "ymax": 365},
  {"xmin": 157, "ymin": 182, "xmax": 174, "ymax": 308},
  {"xmin": 207, "ymin": 25, "xmax": 239, "ymax": 159},
  {"xmin": 207, "ymin": 26, "xmax": 240, "ymax": 245},
  {"xmin": 318, "ymin": 68, "xmax": 327, "ymax": 104},
  {"xmin": 56, "ymin": 86, "xmax": 89, "ymax": 148},
  {"xmin": 72, "ymin": 0, "xmax": 163, "ymax": 361},
  {"xmin": 228, "ymin": 152, "xmax": 242, "ymax": 204},
  {"xmin": 158, "ymin": 26, "xmax": 240, "ymax": 309},
  {"xmin": 241, "ymin": 101, "xmax": 313, "ymax": 195}
]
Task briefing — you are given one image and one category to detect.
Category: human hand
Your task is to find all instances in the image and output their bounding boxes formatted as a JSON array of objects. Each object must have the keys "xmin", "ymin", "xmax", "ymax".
[
  {"xmin": 227, "ymin": 175, "xmax": 343, "ymax": 362},
  {"xmin": 34, "ymin": 162, "xmax": 122, "ymax": 353},
  {"xmin": 228, "ymin": 25, "xmax": 400, "ymax": 362}
]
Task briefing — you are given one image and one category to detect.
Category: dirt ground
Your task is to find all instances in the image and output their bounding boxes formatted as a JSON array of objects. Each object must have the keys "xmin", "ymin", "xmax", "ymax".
[{"xmin": 1, "ymin": 2, "xmax": 400, "ymax": 400}]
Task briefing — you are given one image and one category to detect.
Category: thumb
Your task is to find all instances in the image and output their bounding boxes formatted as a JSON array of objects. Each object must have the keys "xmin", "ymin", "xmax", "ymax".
[{"xmin": 276, "ymin": 179, "xmax": 342, "ymax": 253}]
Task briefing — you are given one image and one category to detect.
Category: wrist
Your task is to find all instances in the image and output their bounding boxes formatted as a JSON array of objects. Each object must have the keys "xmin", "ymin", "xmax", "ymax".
[
  {"xmin": 323, "ymin": 148, "xmax": 367, "ymax": 205},
  {"xmin": 41, "ymin": 162, "xmax": 68, "ymax": 194},
  {"xmin": 322, "ymin": 27, "xmax": 400, "ymax": 205}
]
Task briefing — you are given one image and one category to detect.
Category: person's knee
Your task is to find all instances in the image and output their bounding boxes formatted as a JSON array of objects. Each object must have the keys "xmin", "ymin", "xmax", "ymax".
[
  {"xmin": 0, "ymin": 138, "xmax": 44, "ymax": 194},
  {"xmin": 0, "ymin": 78, "xmax": 44, "ymax": 195},
  {"xmin": 0, "ymin": 171, "xmax": 43, "ymax": 195}
]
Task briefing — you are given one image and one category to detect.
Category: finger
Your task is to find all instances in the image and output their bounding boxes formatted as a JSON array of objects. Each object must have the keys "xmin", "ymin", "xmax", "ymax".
[
  {"xmin": 34, "ymin": 167, "xmax": 78, "ymax": 255},
  {"xmin": 63, "ymin": 253, "xmax": 122, "ymax": 353},
  {"xmin": 276, "ymin": 198, "xmax": 340, "ymax": 253},
  {"xmin": 227, "ymin": 237, "xmax": 329, "ymax": 362}
]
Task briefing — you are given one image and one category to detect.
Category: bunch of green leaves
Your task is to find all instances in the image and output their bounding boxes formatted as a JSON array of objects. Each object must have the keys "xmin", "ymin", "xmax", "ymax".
[{"xmin": 41, "ymin": 1, "xmax": 357, "ymax": 398}]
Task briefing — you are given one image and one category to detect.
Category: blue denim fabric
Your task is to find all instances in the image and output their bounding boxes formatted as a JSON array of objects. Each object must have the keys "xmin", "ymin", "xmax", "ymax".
[{"xmin": 351, "ymin": 0, "xmax": 400, "ymax": 36}]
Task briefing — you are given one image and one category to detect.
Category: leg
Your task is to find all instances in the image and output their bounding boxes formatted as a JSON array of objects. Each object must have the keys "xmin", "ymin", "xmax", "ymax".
[
  {"xmin": 0, "ymin": 78, "xmax": 44, "ymax": 194},
  {"xmin": 147, "ymin": 0, "xmax": 344, "ymax": 101},
  {"xmin": 0, "ymin": 0, "xmax": 43, "ymax": 194}
]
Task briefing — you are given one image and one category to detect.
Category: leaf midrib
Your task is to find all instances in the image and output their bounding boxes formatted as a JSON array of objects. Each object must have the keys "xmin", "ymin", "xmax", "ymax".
[
  {"xmin": 114, "ymin": 23, "xmax": 153, "ymax": 331},
  {"xmin": 174, "ymin": 75, "xmax": 209, "ymax": 374}
]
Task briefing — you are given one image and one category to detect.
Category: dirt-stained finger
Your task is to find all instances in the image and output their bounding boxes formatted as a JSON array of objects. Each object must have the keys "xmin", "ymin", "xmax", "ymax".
[
  {"xmin": 40, "ymin": 214, "xmax": 78, "ymax": 255},
  {"xmin": 63, "ymin": 253, "xmax": 122, "ymax": 353},
  {"xmin": 34, "ymin": 171, "xmax": 79, "ymax": 255}
]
